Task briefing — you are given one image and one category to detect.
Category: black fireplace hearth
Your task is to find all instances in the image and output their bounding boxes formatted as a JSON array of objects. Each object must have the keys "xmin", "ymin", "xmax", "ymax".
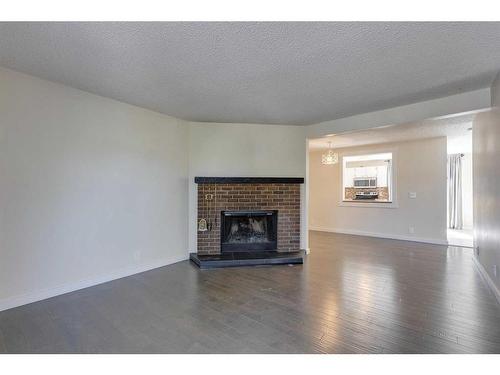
[{"xmin": 189, "ymin": 250, "xmax": 304, "ymax": 269}]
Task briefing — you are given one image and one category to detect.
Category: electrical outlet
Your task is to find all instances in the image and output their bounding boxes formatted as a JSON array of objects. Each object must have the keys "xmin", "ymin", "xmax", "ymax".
[
  {"xmin": 409, "ymin": 226, "xmax": 415, "ymax": 234},
  {"xmin": 408, "ymin": 192, "xmax": 417, "ymax": 199}
]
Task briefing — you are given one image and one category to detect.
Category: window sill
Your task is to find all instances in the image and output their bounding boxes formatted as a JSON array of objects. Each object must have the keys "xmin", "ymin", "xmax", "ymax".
[{"xmin": 339, "ymin": 201, "xmax": 399, "ymax": 209}]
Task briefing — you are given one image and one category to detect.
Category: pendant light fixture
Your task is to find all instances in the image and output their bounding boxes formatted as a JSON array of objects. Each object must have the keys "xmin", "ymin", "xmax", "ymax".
[{"xmin": 322, "ymin": 141, "xmax": 338, "ymax": 165}]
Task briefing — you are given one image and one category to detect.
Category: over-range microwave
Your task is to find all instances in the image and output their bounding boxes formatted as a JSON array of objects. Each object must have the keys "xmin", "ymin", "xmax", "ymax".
[{"xmin": 353, "ymin": 177, "xmax": 377, "ymax": 188}]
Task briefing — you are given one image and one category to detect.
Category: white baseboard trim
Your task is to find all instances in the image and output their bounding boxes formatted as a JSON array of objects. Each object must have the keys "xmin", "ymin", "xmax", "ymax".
[
  {"xmin": 0, "ymin": 254, "xmax": 188, "ymax": 312},
  {"xmin": 309, "ymin": 226, "xmax": 448, "ymax": 246},
  {"xmin": 473, "ymin": 255, "xmax": 500, "ymax": 305}
]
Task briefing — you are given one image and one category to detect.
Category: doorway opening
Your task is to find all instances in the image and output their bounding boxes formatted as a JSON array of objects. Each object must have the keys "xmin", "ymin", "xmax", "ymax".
[
  {"xmin": 307, "ymin": 111, "xmax": 476, "ymax": 248},
  {"xmin": 447, "ymin": 128, "xmax": 473, "ymax": 248}
]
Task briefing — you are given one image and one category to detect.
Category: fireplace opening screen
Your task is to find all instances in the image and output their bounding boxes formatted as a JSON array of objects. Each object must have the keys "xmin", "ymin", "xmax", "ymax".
[{"xmin": 220, "ymin": 210, "xmax": 278, "ymax": 252}]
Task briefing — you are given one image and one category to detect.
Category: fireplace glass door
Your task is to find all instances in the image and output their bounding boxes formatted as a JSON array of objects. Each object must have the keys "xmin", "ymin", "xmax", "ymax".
[{"xmin": 220, "ymin": 210, "xmax": 278, "ymax": 252}]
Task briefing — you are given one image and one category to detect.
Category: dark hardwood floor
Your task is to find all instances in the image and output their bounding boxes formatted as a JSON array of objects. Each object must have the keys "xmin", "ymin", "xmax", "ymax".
[{"xmin": 1, "ymin": 231, "xmax": 500, "ymax": 353}]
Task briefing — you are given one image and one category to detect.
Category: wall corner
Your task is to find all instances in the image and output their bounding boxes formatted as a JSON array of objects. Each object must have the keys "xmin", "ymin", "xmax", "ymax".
[{"xmin": 492, "ymin": 72, "xmax": 500, "ymax": 108}]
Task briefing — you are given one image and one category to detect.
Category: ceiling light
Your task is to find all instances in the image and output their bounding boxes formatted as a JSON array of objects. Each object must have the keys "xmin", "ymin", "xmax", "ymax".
[{"xmin": 322, "ymin": 141, "xmax": 338, "ymax": 165}]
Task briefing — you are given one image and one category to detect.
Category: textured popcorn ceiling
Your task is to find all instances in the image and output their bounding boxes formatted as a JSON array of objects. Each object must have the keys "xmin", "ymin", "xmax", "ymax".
[
  {"xmin": 309, "ymin": 113, "xmax": 474, "ymax": 150},
  {"xmin": 0, "ymin": 22, "xmax": 499, "ymax": 125}
]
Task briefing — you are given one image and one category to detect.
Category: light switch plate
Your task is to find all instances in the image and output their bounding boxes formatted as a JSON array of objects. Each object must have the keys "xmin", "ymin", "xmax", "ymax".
[{"xmin": 409, "ymin": 192, "xmax": 417, "ymax": 199}]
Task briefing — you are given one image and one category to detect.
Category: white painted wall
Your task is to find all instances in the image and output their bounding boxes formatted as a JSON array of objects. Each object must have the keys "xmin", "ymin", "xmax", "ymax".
[
  {"xmin": 309, "ymin": 137, "xmax": 447, "ymax": 244},
  {"xmin": 461, "ymin": 153, "xmax": 473, "ymax": 229},
  {"xmin": 473, "ymin": 72, "xmax": 500, "ymax": 294},
  {"xmin": 0, "ymin": 67, "xmax": 189, "ymax": 311},
  {"xmin": 188, "ymin": 122, "xmax": 308, "ymax": 251}
]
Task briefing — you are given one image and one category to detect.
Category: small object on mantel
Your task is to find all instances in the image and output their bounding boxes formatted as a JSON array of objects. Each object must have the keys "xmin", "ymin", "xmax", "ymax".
[{"xmin": 194, "ymin": 177, "xmax": 304, "ymax": 184}]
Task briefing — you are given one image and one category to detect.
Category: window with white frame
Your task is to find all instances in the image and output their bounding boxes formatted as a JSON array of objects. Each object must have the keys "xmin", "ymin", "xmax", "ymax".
[{"xmin": 342, "ymin": 152, "xmax": 393, "ymax": 203}]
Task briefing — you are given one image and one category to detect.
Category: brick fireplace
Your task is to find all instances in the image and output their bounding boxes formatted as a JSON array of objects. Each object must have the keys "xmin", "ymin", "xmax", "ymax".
[{"xmin": 195, "ymin": 177, "xmax": 303, "ymax": 256}]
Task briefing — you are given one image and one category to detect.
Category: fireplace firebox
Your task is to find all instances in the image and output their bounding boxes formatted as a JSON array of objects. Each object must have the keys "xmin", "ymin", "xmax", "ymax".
[{"xmin": 220, "ymin": 210, "xmax": 278, "ymax": 252}]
